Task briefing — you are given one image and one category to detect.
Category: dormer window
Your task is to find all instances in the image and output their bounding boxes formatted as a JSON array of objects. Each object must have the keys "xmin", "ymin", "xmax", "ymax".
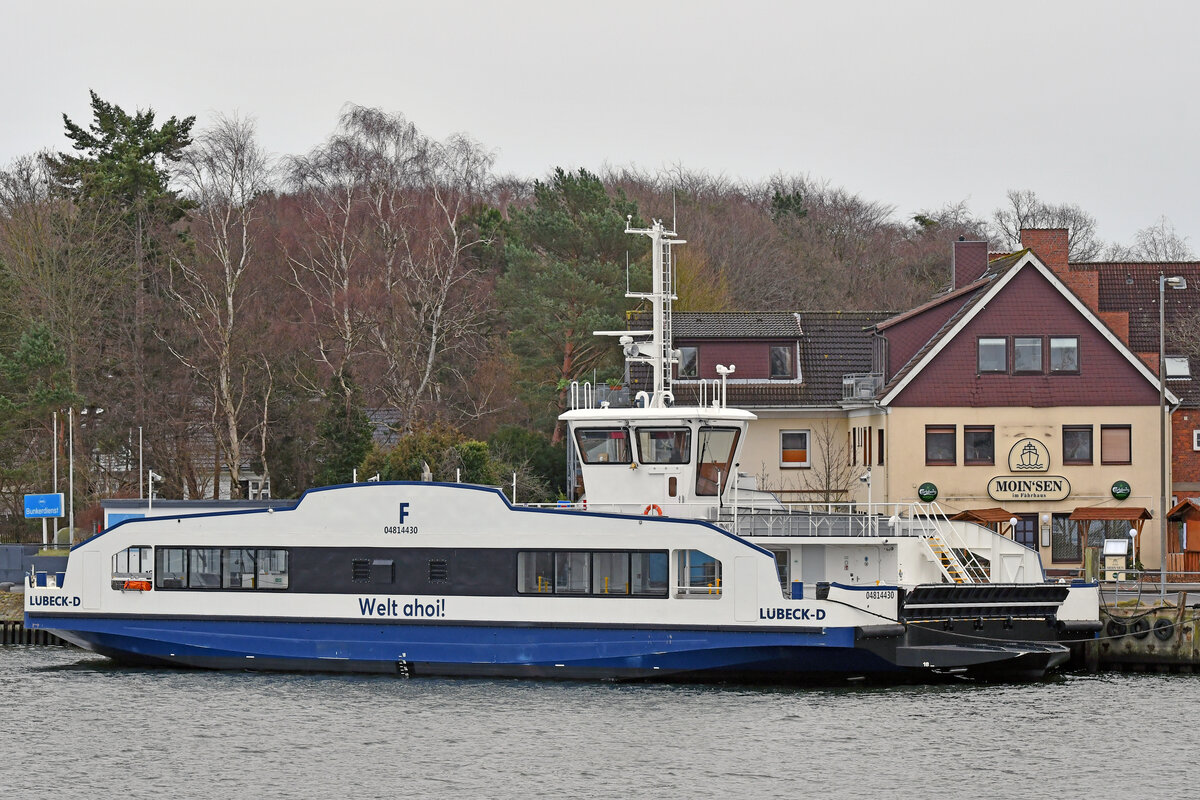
[
  {"xmin": 769, "ymin": 345, "xmax": 795, "ymax": 379},
  {"xmin": 1165, "ymin": 356, "xmax": 1190, "ymax": 379},
  {"xmin": 1050, "ymin": 337, "xmax": 1079, "ymax": 373},
  {"xmin": 978, "ymin": 338, "xmax": 1007, "ymax": 373}
]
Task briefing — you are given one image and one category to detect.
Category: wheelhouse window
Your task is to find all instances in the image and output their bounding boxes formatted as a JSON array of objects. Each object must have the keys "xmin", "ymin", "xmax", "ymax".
[
  {"xmin": 978, "ymin": 337, "xmax": 1007, "ymax": 373},
  {"xmin": 780, "ymin": 430, "xmax": 810, "ymax": 469},
  {"xmin": 517, "ymin": 551, "xmax": 667, "ymax": 597},
  {"xmin": 1014, "ymin": 337, "xmax": 1043, "ymax": 373},
  {"xmin": 636, "ymin": 427, "xmax": 691, "ymax": 464},
  {"xmin": 963, "ymin": 426, "xmax": 995, "ymax": 465},
  {"xmin": 696, "ymin": 426, "xmax": 740, "ymax": 496},
  {"xmin": 1101, "ymin": 425, "xmax": 1132, "ymax": 465},
  {"xmin": 575, "ymin": 427, "xmax": 631, "ymax": 464},
  {"xmin": 677, "ymin": 346, "xmax": 698, "ymax": 378},
  {"xmin": 677, "ymin": 549, "xmax": 722, "ymax": 596},
  {"xmin": 925, "ymin": 425, "xmax": 956, "ymax": 465},
  {"xmin": 1050, "ymin": 337, "xmax": 1079, "ymax": 373},
  {"xmin": 769, "ymin": 345, "xmax": 795, "ymax": 379},
  {"xmin": 1063, "ymin": 425, "xmax": 1093, "ymax": 465}
]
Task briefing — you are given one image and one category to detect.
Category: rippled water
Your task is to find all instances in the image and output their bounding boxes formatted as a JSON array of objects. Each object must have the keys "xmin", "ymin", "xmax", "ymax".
[{"xmin": 0, "ymin": 646, "xmax": 1191, "ymax": 797}]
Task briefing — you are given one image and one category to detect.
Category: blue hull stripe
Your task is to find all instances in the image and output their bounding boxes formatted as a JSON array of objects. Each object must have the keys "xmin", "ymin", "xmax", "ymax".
[{"xmin": 30, "ymin": 615, "xmax": 899, "ymax": 677}]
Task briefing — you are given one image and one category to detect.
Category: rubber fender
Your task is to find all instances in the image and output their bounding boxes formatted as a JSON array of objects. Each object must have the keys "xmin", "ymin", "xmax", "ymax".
[
  {"xmin": 1131, "ymin": 618, "xmax": 1150, "ymax": 640},
  {"xmin": 1106, "ymin": 619, "xmax": 1127, "ymax": 638},
  {"xmin": 1153, "ymin": 618, "xmax": 1175, "ymax": 642}
]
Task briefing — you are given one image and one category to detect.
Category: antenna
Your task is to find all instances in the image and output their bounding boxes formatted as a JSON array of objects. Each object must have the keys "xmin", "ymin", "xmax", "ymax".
[{"xmin": 673, "ymin": 190, "xmax": 677, "ymax": 232}]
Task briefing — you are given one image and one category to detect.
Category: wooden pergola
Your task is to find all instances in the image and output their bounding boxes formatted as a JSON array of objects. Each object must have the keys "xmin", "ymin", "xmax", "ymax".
[
  {"xmin": 1068, "ymin": 506, "xmax": 1153, "ymax": 560},
  {"xmin": 949, "ymin": 507, "xmax": 1019, "ymax": 538}
]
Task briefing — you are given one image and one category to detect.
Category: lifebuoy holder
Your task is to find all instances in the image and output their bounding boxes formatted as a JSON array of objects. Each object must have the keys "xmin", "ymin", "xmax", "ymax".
[{"xmin": 644, "ymin": 504, "xmax": 663, "ymax": 516}]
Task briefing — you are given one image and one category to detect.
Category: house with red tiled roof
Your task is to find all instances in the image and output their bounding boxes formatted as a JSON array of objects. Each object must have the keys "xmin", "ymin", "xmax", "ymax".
[
  {"xmin": 627, "ymin": 309, "xmax": 892, "ymax": 501},
  {"xmin": 870, "ymin": 234, "xmax": 1176, "ymax": 573},
  {"xmin": 1020, "ymin": 228, "xmax": 1200, "ymax": 575}
]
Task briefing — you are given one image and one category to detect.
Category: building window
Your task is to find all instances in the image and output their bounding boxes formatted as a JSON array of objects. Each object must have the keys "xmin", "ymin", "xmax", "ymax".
[
  {"xmin": 963, "ymin": 426, "xmax": 995, "ymax": 465},
  {"xmin": 769, "ymin": 344, "xmax": 794, "ymax": 379},
  {"xmin": 978, "ymin": 337, "xmax": 1007, "ymax": 373},
  {"xmin": 925, "ymin": 425, "xmax": 956, "ymax": 466},
  {"xmin": 1193, "ymin": 430, "xmax": 1200, "ymax": 452},
  {"xmin": 1050, "ymin": 337, "xmax": 1079, "ymax": 373},
  {"xmin": 780, "ymin": 430, "xmax": 810, "ymax": 468},
  {"xmin": 877, "ymin": 429, "xmax": 885, "ymax": 466},
  {"xmin": 1063, "ymin": 426, "xmax": 1093, "ymax": 465},
  {"xmin": 1100, "ymin": 425, "xmax": 1132, "ymax": 465},
  {"xmin": 677, "ymin": 346, "xmax": 698, "ymax": 378},
  {"xmin": 1051, "ymin": 513, "xmax": 1080, "ymax": 562},
  {"xmin": 1013, "ymin": 337, "xmax": 1043, "ymax": 373}
]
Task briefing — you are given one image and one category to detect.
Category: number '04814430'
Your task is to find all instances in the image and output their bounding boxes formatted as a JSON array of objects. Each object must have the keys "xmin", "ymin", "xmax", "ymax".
[{"xmin": 383, "ymin": 525, "xmax": 418, "ymax": 535}]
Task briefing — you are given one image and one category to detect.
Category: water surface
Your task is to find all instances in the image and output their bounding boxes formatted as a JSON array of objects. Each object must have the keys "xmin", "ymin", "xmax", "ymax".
[{"xmin": 0, "ymin": 647, "xmax": 1185, "ymax": 797}]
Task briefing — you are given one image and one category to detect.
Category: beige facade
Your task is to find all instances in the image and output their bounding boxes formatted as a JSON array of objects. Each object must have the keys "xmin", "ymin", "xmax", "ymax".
[{"xmin": 737, "ymin": 403, "xmax": 1165, "ymax": 571}]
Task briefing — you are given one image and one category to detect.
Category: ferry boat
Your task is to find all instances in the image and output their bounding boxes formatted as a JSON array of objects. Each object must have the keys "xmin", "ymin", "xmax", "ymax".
[{"xmin": 25, "ymin": 220, "xmax": 1100, "ymax": 682}]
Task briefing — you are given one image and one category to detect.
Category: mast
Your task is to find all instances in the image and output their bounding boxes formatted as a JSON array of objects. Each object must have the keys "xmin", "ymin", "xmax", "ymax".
[{"xmin": 624, "ymin": 218, "xmax": 685, "ymax": 408}]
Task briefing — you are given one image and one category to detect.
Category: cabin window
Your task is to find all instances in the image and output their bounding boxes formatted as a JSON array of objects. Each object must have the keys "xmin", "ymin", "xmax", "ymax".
[
  {"xmin": 1063, "ymin": 426, "xmax": 1093, "ymax": 464},
  {"xmin": 636, "ymin": 427, "xmax": 691, "ymax": 464},
  {"xmin": 1101, "ymin": 425, "xmax": 1132, "ymax": 465},
  {"xmin": 696, "ymin": 427, "xmax": 740, "ymax": 496},
  {"xmin": 592, "ymin": 552, "xmax": 631, "ymax": 594},
  {"xmin": 677, "ymin": 549, "xmax": 722, "ymax": 596},
  {"xmin": 516, "ymin": 551, "xmax": 668, "ymax": 597},
  {"xmin": 575, "ymin": 428, "xmax": 632, "ymax": 464},
  {"xmin": 678, "ymin": 346, "xmax": 698, "ymax": 378},
  {"xmin": 111, "ymin": 546, "xmax": 153, "ymax": 578},
  {"xmin": 517, "ymin": 551, "xmax": 555, "ymax": 593},
  {"xmin": 187, "ymin": 548, "xmax": 223, "ymax": 589},
  {"xmin": 978, "ymin": 337, "xmax": 1007, "ymax": 373},
  {"xmin": 556, "ymin": 552, "xmax": 591, "ymax": 594},
  {"xmin": 111, "ymin": 546, "xmax": 153, "ymax": 590},
  {"xmin": 155, "ymin": 547, "xmax": 288, "ymax": 591},
  {"xmin": 779, "ymin": 430, "xmax": 809, "ymax": 469},
  {"xmin": 770, "ymin": 550, "xmax": 790, "ymax": 595},
  {"xmin": 769, "ymin": 345, "xmax": 795, "ymax": 379},
  {"xmin": 1050, "ymin": 337, "xmax": 1079, "ymax": 373},
  {"xmin": 223, "ymin": 549, "xmax": 257, "ymax": 589},
  {"xmin": 257, "ymin": 549, "xmax": 289, "ymax": 589},
  {"xmin": 630, "ymin": 552, "xmax": 669, "ymax": 596}
]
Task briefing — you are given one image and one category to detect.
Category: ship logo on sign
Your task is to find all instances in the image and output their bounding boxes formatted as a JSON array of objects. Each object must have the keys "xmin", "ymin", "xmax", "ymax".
[{"xmin": 1008, "ymin": 438, "xmax": 1049, "ymax": 472}]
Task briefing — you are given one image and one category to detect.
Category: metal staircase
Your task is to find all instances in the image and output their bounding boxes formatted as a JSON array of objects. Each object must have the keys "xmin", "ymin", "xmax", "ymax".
[{"xmin": 913, "ymin": 503, "xmax": 990, "ymax": 584}]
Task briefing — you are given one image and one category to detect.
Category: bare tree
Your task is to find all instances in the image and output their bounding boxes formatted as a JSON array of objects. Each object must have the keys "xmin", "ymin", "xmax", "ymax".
[
  {"xmin": 993, "ymin": 189, "xmax": 1103, "ymax": 261},
  {"xmin": 800, "ymin": 419, "xmax": 856, "ymax": 504},
  {"xmin": 1106, "ymin": 216, "xmax": 1195, "ymax": 261},
  {"xmin": 165, "ymin": 115, "xmax": 273, "ymax": 497},
  {"xmin": 371, "ymin": 130, "xmax": 495, "ymax": 417}
]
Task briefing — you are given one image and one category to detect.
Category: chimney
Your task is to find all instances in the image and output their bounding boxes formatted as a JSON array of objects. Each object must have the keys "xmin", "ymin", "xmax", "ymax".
[
  {"xmin": 952, "ymin": 238, "xmax": 989, "ymax": 289},
  {"xmin": 1020, "ymin": 228, "xmax": 1069, "ymax": 276}
]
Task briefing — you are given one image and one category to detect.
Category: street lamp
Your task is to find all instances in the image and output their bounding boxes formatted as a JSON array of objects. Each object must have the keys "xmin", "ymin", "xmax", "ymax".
[{"xmin": 1159, "ymin": 274, "xmax": 1187, "ymax": 599}]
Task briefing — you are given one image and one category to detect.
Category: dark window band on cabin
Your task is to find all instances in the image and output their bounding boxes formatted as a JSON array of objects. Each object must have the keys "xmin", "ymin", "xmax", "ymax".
[
  {"xmin": 516, "ymin": 551, "xmax": 669, "ymax": 597},
  {"xmin": 153, "ymin": 547, "xmax": 290, "ymax": 591}
]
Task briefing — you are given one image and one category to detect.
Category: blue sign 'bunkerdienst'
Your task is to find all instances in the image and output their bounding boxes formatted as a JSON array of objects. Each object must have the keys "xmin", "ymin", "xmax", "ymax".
[{"xmin": 24, "ymin": 493, "xmax": 64, "ymax": 519}]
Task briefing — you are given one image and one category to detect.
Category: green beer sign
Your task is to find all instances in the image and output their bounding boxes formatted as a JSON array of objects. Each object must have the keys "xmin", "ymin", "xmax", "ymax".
[
  {"xmin": 1111, "ymin": 480, "xmax": 1131, "ymax": 501},
  {"xmin": 917, "ymin": 482, "xmax": 938, "ymax": 502}
]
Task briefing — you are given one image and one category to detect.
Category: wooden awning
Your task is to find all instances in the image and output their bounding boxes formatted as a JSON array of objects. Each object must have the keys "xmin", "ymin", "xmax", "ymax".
[
  {"xmin": 1068, "ymin": 507, "xmax": 1153, "ymax": 521},
  {"xmin": 950, "ymin": 507, "xmax": 1018, "ymax": 524}
]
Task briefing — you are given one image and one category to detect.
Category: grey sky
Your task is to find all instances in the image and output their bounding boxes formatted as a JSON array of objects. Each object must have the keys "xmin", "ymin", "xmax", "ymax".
[{"xmin": 4, "ymin": 0, "xmax": 1198, "ymax": 252}]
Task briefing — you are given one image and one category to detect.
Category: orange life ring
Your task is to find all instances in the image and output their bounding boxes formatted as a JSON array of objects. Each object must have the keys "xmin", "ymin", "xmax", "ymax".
[{"xmin": 644, "ymin": 504, "xmax": 663, "ymax": 516}]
